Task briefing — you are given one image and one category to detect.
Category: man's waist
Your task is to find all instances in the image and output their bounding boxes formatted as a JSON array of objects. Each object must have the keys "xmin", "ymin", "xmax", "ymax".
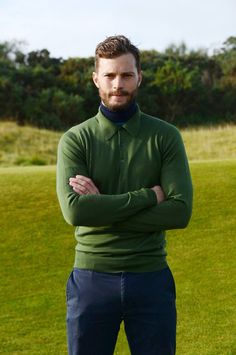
[{"xmin": 74, "ymin": 249, "xmax": 168, "ymax": 273}]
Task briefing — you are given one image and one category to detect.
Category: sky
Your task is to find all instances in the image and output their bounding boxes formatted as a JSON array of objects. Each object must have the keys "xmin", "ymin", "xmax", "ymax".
[{"xmin": 0, "ymin": 0, "xmax": 235, "ymax": 59}]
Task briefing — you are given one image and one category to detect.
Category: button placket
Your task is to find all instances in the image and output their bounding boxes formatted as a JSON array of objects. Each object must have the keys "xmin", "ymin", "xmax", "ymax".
[
  {"xmin": 117, "ymin": 129, "xmax": 127, "ymax": 192},
  {"xmin": 118, "ymin": 128, "xmax": 125, "ymax": 163}
]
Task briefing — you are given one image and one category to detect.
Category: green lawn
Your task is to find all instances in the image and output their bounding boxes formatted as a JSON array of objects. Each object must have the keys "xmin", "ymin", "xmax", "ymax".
[{"xmin": 0, "ymin": 161, "xmax": 235, "ymax": 354}]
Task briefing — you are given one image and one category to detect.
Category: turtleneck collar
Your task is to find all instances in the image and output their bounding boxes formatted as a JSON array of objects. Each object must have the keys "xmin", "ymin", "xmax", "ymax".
[{"xmin": 100, "ymin": 101, "xmax": 138, "ymax": 126}]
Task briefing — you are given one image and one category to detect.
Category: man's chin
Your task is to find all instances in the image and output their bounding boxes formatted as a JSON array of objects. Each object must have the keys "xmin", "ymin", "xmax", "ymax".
[{"xmin": 105, "ymin": 99, "xmax": 132, "ymax": 112}]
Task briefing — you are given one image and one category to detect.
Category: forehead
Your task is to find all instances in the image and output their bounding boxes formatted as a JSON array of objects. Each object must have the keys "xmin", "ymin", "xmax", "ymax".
[{"xmin": 97, "ymin": 53, "xmax": 138, "ymax": 73}]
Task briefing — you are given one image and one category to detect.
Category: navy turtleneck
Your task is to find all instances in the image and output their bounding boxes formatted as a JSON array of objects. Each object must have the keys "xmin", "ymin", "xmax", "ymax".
[{"xmin": 100, "ymin": 101, "xmax": 138, "ymax": 126}]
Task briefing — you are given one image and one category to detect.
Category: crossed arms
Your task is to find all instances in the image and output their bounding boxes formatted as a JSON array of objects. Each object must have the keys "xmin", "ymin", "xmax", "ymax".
[
  {"xmin": 69, "ymin": 175, "xmax": 165, "ymax": 203},
  {"xmin": 56, "ymin": 128, "xmax": 193, "ymax": 233}
]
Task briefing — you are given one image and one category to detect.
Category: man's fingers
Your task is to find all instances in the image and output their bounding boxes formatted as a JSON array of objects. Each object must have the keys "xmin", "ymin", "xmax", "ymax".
[
  {"xmin": 73, "ymin": 183, "xmax": 88, "ymax": 194},
  {"xmin": 75, "ymin": 175, "xmax": 94, "ymax": 186},
  {"xmin": 151, "ymin": 185, "xmax": 165, "ymax": 203},
  {"xmin": 75, "ymin": 175, "xmax": 92, "ymax": 182},
  {"xmin": 72, "ymin": 185, "xmax": 84, "ymax": 194},
  {"xmin": 69, "ymin": 176, "xmax": 100, "ymax": 194},
  {"xmin": 75, "ymin": 175, "xmax": 97, "ymax": 190},
  {"xmin": 70, "ymin": 182, "xmax": 98, "ymax": 195},
  {"xmin": 76, "ymin": 175, "xmax": 100, "ymax": 194},
  {"xmin": 69, "ymin": 177, "xmax": 93, "ymax": 190}
]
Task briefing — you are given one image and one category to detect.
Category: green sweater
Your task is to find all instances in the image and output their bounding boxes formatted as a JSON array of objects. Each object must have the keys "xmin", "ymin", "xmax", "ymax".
[{"xmin": 56, "ymin": 108, "xmax": 193, "ymax": 272}]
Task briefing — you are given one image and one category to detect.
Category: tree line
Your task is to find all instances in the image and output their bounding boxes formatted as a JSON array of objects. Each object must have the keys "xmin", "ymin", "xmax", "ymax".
[{"xmin": 0, "ymin": 37, "xmax": 235, "ymax": 130}]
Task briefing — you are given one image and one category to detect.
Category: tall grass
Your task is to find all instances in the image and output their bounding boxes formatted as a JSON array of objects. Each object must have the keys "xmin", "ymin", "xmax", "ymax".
[
  {"xmin": 182, "ymin": 124, "xmax": 236, "ymax": 161},
  {"xmin": 0, "ymin": 122, "xmax": 60, "ymax": 166},
  {"xmin": 0, "ymin": 121, "xmax": 235, "ymax": 166}
]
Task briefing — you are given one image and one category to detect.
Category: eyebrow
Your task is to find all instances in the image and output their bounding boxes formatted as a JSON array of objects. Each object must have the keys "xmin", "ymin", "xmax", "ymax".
[{"xmin": 103, "ymin": 71, "xmax": 135, "ymax": 75}]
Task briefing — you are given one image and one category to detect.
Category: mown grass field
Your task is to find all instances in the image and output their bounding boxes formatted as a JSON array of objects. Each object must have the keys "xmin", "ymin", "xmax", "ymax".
[
  {"xmin": 1, "ymin": 121, "xmax": 236, "ymax": 353},
  {"xmin": 1, "ymin": 159, "xmax": 235, "ymax": 354}
]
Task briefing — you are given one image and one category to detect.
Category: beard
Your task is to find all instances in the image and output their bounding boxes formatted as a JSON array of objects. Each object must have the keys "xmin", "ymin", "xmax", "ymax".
[{"xmin": 99, "ymin": 87, "xmax": 139, "ymax": 112}]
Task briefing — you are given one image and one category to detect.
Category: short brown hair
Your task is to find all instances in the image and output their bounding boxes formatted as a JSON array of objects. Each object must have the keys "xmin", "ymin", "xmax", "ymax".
[{"xmin": 95, "ymin": 35, "xmax": 141, "ymax": 71}]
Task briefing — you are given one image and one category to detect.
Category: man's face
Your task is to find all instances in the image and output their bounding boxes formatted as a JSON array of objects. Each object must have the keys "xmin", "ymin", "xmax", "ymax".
[{"xmin": 93, "ymin": 53, "xmax": 142, "ymax": 111}]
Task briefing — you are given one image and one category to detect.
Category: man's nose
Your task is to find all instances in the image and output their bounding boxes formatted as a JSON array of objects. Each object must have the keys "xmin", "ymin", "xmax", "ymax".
[{"xmin": 113, "ymin": 76, "xmax": 123, "ymax": 90}]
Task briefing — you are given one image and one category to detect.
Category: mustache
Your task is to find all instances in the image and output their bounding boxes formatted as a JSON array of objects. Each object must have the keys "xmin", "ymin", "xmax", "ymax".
[{"xmin": 109, "ymin": 90, "xmax": 129, "ymax": 97}]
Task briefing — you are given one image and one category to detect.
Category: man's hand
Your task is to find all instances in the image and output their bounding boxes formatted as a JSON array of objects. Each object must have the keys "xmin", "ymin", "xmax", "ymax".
[
  {"xmin": 151, "ymin": 185, "xmax": 165, "ymax": 204},
  {"xmin": 69, "ymin": 175, "xmax": 100, "ymax": 195}
]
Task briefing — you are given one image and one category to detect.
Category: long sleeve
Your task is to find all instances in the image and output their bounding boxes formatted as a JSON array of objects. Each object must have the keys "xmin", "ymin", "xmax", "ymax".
[
  {"xmin": 56, "ymin": 131, "xmax": 157, "ymax": 227},
  {"xmin": 56, "ymin": 111, "xmax": 192, "ymax": 273},
  {"xmin": 113, "ymin": 128, "xmax": 193, "ymax": 232}
]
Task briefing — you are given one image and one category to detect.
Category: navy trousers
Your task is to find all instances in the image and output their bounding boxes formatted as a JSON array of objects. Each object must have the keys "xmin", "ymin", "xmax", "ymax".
[{"xmin": 66, "ymin": 267, "xmax": 176, "ymax": 355}]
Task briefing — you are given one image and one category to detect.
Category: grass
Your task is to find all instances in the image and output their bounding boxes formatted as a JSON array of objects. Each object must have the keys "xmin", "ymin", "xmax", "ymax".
[
  {"xmin": 0, "ymin": 160, "xmax": 235, "ymax": 354},
  {"xmin": 0, "ymin": 121, "xmax": 235, "ymax": 166},
  {"xmin": 0, "ymin": 122, "xmax": 60, "ymax": 167},
  {"xmin": 182, "ymin": 124, "xmax": 236, "ymax": 161}
]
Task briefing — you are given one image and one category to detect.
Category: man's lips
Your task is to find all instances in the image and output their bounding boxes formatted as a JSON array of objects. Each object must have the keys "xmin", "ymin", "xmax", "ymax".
[{"xmin": 110, "ymin": 92, "xmax": 128, "ymax": 97}]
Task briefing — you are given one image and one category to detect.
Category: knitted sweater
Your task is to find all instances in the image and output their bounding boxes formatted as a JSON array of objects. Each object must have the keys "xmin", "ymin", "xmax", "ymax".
[{"xmin": 56, "ymin": 108, "xmax": 193, "ymax": 272}]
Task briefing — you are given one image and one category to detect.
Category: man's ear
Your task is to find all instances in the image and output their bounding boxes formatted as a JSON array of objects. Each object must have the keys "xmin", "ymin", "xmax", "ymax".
[
  {"xmin": 92, "ymin": 72, "xmax": 99, "ymax": 88},
  {"xmin": 138, "ymin": 70, "xmax": 143, "ymax": 87}
]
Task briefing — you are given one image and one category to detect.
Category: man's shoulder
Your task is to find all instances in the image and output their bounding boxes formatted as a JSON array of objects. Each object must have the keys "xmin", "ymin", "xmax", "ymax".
[
  {"xmin": 58, "ymin": 115, "xmax": 99, "ymax": 149},
  {"xmin": 140, "ymin": 112, "xmax": 180, "ymax": 136},
  {"xmin": 61, "ymin": 115, "xmax": 98, "ymax": 139},
  {"xmin": 68, "ymin": 115, "xmax": 98, "ymax": 134}
]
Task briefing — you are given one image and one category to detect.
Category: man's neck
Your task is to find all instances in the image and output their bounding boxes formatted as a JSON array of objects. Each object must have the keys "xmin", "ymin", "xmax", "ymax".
[{"xmin": 100, "ymin": 101, "xmax": 138, "ymax": 126}]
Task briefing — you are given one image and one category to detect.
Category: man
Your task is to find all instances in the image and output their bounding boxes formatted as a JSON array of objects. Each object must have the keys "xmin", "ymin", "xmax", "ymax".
[{"xmin": 57, "ymin": 35, "xmax": 193, "ymax": 355}]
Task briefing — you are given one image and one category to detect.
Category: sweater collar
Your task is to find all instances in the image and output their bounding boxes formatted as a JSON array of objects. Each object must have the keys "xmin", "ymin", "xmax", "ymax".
[
  {"xmin": 96, "ymin": 106, "xmax": 141, "ymax": 140},
  {"xmin": 99, "ymin": 101, "xmax": 138, "ymax": 124}
]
